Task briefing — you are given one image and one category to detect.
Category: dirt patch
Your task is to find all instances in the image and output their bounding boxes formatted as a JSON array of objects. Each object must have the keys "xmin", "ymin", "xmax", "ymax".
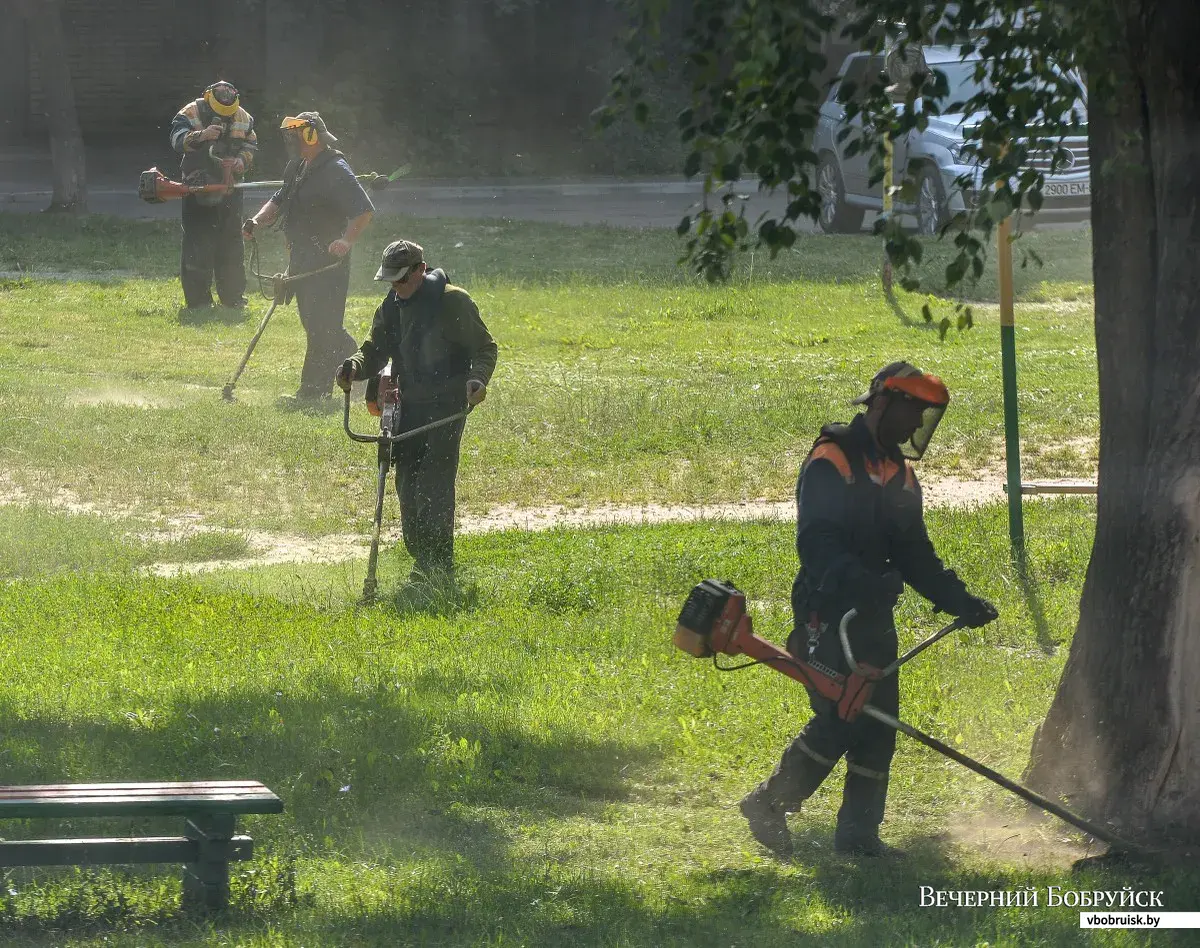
[
  {"xmin": 0, "ymin": 464, "xmax": 1093, "ymax": 575},
  {"xmin": 151, "ymin": 479, "xmax": 1023, "ymax": 576},
  {"xmin": 149, "ymin": 531, "xmax": 369, "ymax": 577}
]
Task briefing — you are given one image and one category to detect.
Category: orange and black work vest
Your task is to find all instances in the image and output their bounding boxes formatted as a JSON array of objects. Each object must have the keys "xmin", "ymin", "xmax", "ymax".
[{"xmin": 789, "ymin": 415, "xmax": 969, "ymax": 631}]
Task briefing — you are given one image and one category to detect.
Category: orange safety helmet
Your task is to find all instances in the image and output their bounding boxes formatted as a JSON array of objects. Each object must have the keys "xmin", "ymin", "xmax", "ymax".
[{"xmin": 851, "ymin": 361, "xmax": 950, "ymax": 460}]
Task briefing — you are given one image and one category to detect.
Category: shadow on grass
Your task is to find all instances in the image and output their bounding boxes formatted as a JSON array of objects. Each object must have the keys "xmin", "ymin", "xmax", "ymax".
[
  {"xmin": 379, "ymin": 576, "xmax": 482, "ymax": 618},
  {"xmin": 175, "ymin": 303, "xmax": 255, "ymax": 327},
  {"xmin": 0, "ymin": 671, "xmax": 655, "ymax": 839},
  {"xmin": 884, "ymin": 287, "xmax": 938, "ymax": 331},
  {"xmin": 1015, "ymin": 556, "xmax": 1058, "ymax": 655},
  {"xmin": 0, "ymin": 667, "xmax": 660, "ymax": 932}
]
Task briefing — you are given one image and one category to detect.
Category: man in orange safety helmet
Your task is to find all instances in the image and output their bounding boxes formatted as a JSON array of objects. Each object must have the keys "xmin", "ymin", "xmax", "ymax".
[{"xmin": 740, "ymin": 361, "xmax": 998, "ymax": 859}]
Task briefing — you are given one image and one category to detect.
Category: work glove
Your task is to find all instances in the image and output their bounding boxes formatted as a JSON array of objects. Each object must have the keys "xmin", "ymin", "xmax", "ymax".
[
  {"xmin": 335, "ymin": 358, "xmax": 357, "ymax": 394},
  {"xmin": 466, "ymin": 379, "xmax": 487, "ymax": 406},
  {"xmin": 199, "ymin": 124, "xmax": 224, "ymax": 142},
  {"xmin": 956, "ymin": 594, "xmax": 999, "ymax": 629},
  {"xmin": 241, "ymin": 218, "xmax": 257, "ymax": 238}
]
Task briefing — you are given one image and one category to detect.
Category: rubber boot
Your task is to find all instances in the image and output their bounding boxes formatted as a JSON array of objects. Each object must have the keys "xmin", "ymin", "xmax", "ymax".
[
  {"xmin": 740, "ymin": 739, "xmax": 835, "ymax": 859},
  {"xmin": 833, "ymin": 770, "xmax": 901, "ymax": 857}
]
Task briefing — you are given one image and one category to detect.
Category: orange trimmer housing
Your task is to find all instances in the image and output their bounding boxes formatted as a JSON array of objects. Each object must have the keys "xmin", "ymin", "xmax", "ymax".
[{"xmin": 674, "ymin": 580, "xmax": 881, "ymax": 722}]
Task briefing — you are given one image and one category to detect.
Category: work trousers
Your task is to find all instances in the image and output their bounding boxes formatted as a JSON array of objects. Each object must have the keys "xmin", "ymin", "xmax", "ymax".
[
  {"xmin": 180, "ymin": 194, "xmax": 245, "ymax": 308},
  {"xmin": 291, "ymin": 257, "xmax": 356, "ymax": 396},
  {"xmin": 790, "ymin": 614, "xmax": 899, "ymax": 781},
  {"xmin": 770, "ymin": 613, "xmax": 900, "ymax": 837},
  {"xmin": 392, "ymin": 406, "xmax": 466, "ymax": 574}
]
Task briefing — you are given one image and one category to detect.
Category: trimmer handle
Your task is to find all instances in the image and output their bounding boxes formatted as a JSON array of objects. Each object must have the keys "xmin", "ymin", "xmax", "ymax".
[
  {"xmin": 840, "ymin": 608, "xmax": 971, "ymax": 679},
  {"xmin": 343, "ymin": 389, "xmax": 385, "ymax": 444},
  {"xmin": 838, "ymin": 609, "xmax": 873, "ymax": 677},
  {"xmin": 342, "ymin": 389, "xmax": 472, "ymax": 445}
]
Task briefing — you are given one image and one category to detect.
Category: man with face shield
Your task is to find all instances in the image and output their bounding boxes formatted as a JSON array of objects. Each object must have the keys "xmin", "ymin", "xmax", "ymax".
[
  {"xmin": 169, "ymin": 80, "xmax": 257, "ymax": 310},
  {"xmin": 242, "ymin": 112, "xmax": 374, "ymax": 400},
  {"xmin": 739, "ymin": 361, "xmax": 997, "ymax": 859}
]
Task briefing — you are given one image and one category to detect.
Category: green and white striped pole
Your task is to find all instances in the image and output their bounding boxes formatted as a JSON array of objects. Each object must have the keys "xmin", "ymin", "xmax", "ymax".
[{"xmin": 997, "ymin": 214, "xmax": 1025, "ymax": 559}]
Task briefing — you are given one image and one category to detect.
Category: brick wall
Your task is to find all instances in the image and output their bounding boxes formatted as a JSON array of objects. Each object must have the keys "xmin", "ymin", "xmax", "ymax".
[{"xmin": 26, "ymin": 0, "xmax": 267, "ymax": 141}]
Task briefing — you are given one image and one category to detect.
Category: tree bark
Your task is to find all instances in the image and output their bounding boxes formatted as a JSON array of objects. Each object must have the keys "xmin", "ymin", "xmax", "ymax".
[
  {"xmin": 20, "ymin": 0, "xmax": 87, "ymax": 212},
  {"xmin": 1026, "ymin": 0, "xmax": 1200, "ymax": 842}
]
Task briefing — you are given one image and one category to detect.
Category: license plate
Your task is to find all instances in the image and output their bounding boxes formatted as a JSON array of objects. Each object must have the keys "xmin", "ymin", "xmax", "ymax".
[{"xmin": 1043, "ymin": 180, "xmax": 1090, "ymax": 197}]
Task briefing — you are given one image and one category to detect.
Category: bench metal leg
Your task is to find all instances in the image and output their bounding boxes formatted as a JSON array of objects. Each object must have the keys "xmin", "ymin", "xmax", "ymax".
[{"xmin": 182, "ymin": 813, "xmax": 236, "ymax": 911}]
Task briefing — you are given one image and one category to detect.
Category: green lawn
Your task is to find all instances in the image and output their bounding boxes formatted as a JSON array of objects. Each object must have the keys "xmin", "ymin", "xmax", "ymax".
[
  {"xmin": 0, "ymin": 212, "xmax": 1143, "ymax": 945},
  {"xmin": 0, "ymin": 500, "xmax": 1191, "ymax": 946},
  {"xmin": 0, "ymin": 214, "xmax": 1097, "ymax": 535}
]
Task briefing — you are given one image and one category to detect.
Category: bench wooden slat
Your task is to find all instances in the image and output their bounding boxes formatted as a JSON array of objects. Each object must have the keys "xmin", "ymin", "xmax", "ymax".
[
  {"xmin": 0, "ymin": 782, "xmax": 283, "ymax": 819},
  {"xmin": 0, "ymin": 797, "xmax": 283, "ymax": 818},
  {"xmin": 0, "ymin": 787, "xmax": 277, "ymax": 800},
  {"xmin": 0, "ymin": 781, "xmax": 268, "ymax": 794},
  {"xmin": 0, "ymin": 835, "xmax": 254, "ymax": 867}
]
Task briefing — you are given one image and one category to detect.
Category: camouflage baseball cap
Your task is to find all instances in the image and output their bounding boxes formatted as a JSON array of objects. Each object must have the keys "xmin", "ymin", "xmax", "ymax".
[
  {"xmin": 285, "ymin": 111, "xmax": 338, "ymax": 146},
  {"xmin": 375, "ymin": 239, "xmax": 425, "ymax": 281}
]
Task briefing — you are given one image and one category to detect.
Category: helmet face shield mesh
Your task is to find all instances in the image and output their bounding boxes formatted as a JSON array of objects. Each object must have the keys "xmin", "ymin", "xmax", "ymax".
[
  {"xmin": 902, "ymin": 402, "xmax": 946, "ymax": 460},
  {"xmin": 211, "ymin": 83, "xmax": 238, "ymax": 107}
]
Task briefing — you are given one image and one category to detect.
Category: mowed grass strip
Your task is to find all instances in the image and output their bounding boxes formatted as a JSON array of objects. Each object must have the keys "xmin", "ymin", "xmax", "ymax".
[
  {"xmin": 0, "ymin": 215, "xmax": 1096, "ymax": 533},
  {"xmin": 0, "ymin": 212, "xmax": 1094, "ymax": 298},
  {"xmin": 0, "ymin": 500, "xmax": 1193, "ymax": 945}
]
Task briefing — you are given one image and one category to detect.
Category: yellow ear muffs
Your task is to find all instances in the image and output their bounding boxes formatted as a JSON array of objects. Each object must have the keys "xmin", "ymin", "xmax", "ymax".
[
  {"xmin": 301, "ymin": 124, "xmax": 319, "ymax": 146},
  {"xmin": 204, "ymin": 85, "xmax": 240, "ymax": 118}
]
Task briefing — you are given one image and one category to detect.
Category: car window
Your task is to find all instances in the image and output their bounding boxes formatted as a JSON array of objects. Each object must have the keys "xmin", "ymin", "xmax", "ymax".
[
  {"xmin": 932, "ymin": 60, "xmax": 992, "ymax": 106},
  {"xmin": 925, "ymin": 58, "xmax": 1087, "ymax": 118},
  {"xmin": 831, "ymin": 55, "xmax": 885, "ymax": 104}
]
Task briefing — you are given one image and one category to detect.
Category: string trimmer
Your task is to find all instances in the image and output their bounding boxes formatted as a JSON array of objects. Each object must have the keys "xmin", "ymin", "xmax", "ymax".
[
  {"xmin": 219, "ymin": 239, "xmax": 348, "ymax": 401},
  {"xmin": 138, "ymin": 159, "xmax": 411, "ymax": 203},
  {"xmin": 674, "ymin": 579, "xmax": 1141, "ymax": 854},
  {"xmin": 342, "ymin": 369, "xmax": 471, "ymax": 601}
]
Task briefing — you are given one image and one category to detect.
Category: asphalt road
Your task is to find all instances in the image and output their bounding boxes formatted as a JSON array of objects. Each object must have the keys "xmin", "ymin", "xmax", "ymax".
[
  {"xmin": 1, "ymin": 146, "xmax": 1082, "ymax": 232},
  {"xmin": 2, "ymin": 177, "xmax": 815, "ymax": 231}
]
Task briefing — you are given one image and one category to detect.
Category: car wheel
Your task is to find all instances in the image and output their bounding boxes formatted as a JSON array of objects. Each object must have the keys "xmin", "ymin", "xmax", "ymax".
[
  {"xmin": 916, "ymin": 166, "xmax": 949, "ymax": 237},
  {"xmin": 817, "ymin": 156, "xmax": 865, "ymax": 234}
]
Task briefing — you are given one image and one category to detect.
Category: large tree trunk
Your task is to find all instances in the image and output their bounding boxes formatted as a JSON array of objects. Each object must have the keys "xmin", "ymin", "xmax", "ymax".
[
  {"xmin": 20, "ymin": 0, "xmax": 86, "ymax": 212},
  {"xmin": 1025, "ymin": 0, "xmax": 1200, "ymax": 843}
]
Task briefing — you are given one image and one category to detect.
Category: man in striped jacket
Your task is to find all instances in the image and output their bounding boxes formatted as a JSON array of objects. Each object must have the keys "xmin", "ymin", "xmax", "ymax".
[{"xmin": 169, "ymin": 81, "xmax": 257, "ymax": 310}]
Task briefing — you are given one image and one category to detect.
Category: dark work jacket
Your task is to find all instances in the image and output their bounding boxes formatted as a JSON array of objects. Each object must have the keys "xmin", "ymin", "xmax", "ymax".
[
  {"xmin": 350, "ymin": 269, "xmax": 499, "ymax": 418},
  {"xmin": 790, "ymin": 415, "xmax": 971, "ymax": 645}
]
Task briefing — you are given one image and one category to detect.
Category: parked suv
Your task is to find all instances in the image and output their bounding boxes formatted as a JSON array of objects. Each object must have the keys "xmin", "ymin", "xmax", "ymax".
[{"xmin": 813, "ymin": 46, "xmax": 1091, "ymax": 234}]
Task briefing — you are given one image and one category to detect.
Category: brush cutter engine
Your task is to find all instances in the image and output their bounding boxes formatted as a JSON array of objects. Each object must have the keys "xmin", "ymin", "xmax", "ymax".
[
  {"xmin": 365, "ymin": 365, "xmax": 402, "ymax": 439},
  {"xmin": 675, "ymin": 580, "xmax": 879, "ymax": 722}
]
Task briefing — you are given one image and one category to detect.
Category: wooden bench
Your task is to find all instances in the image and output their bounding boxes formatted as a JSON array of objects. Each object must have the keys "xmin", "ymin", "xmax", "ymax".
[{"xmin": 0, "ymin": 780, "xmax": 284, "ymax": 911}]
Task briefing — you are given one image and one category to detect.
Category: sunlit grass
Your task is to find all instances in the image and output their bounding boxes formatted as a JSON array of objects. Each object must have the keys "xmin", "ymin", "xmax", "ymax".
[{"xmin": 0, "ymin": 215, "xmax": 1097, "ymax": 534}]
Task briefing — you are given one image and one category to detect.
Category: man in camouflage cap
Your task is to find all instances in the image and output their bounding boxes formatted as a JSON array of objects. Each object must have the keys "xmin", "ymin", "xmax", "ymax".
[{"xmin": 336, "ymin": 239, "xmax": 498, "ymax": 583}]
